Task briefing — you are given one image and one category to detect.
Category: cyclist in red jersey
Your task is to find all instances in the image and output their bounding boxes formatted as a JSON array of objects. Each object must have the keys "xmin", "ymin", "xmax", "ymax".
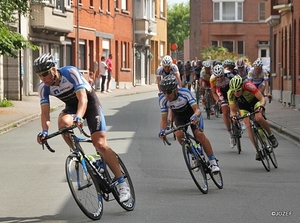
[{"xmin": 227, "ymin": 75, "xmax": 278, "ymax": 160}]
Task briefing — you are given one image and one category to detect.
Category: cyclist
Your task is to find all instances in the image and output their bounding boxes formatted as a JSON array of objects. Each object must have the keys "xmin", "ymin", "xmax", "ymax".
[
  {"xmin": 210, "ymin": 65, "xmax": 235, "ymax": 148},
  {"xmin": 184, "ymin": 60, "xmax": 195, "ymax": 90},
  {"xmin": 235, "ymin": 58, "xmax": 250, "ymax": 82},
  {"xmin": 158, "ymin": 75, "xmax": 220, "ymax": 173},
  {"xmin": 227, "ymin": 75, "xmax": 278, "ymax": 160},
  {"xmin": 177, "ymin": 60, "xmax": 186, "ymax": 87},
  {"xmin": 34, "ymin": 53, "xmax": 131, "ymax": 202},
  {"xmin": 247, "ymin": 59, "xmax": 271, "ymax": 99},
  {"xmin": 223, "ymin": 59, "xmax": 237, "ymax": 79},
  {"xmin": 156, "ymin": 55, "xmax": 182, "ymax": 93},
  {"xmin": 200, "ymin": 61, "xmax": 214, "ymax": 114},
  {"xmin": 194, "ymin": 60, "xmax": 203, "ymax": 90}
]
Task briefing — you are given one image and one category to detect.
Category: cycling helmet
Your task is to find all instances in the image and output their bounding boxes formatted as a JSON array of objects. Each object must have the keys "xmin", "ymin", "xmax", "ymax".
[
  {"xmin": 176, "ymin": 60, "xmax": 183, "ymax": 66},
  {"xmin": 185, "ymin": 60, "xmax": 191, "ymax": 65},
  {"xmin": 229, "ymin": 75, "xmax": 243, "ymax": 91},
  {"xmin": 212, "ymin": 64, "xmax": 224, "ymax": 77},
  {"xmin": 33, "ymin": 53, "xmax": 56, "ymax": 73},
  {"xmin": 213, "ymin": 59, "xmax": 222, "ymax": 67},
  {"xmin": 161, "ymin": 55, "xmax": 173, "ymax": 66},
  {"xmin": 253, "ymin": 60, "xmax": 263, "ymax": 68},
  {"xmin": 236, "ymin": 58, "xmax": 245, "ymax": 68},
  {"xmin": 160, "ymin": 75, "xmax": 178, "ymax": 92},
  {"xmin": 224, "ymin": 59, "xmax": 235, "ymax": 69},
  {"xmin": 203, "ymin": 61, "xmax": 211, "ymax": 68}
]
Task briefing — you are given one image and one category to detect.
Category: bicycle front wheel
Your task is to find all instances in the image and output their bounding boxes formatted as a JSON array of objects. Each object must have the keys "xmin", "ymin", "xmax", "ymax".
[
  {"xmin": 232, "ymin": 123, "xmax": 242, "ymax": 154},
  {"xmin": 65, "ymin": 153, "xmax": 103, "ymax": 220},
  {"xmin": 205, "ymin": 97, "xmax": 211, "ymax": 120},
  {"xmin": 252, "ymin": 128, "xmax": 270, "ymax": 171},
  {"xmin": 182, "ymin": 142, "xmax": 208, "ymax": 194},
  {"xmin": 104, "ymin": 154, "xmax": 136, "ymax": 211},
  {"xmin": 263, "ymin": 129, "xmax": 278, "ymax": 168},
  {"xmin": 209, "ymin": 160, "xmax": 223, "ymax": 189}
]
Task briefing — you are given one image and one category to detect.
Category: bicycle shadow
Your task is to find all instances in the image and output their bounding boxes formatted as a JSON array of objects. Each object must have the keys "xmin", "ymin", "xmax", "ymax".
[{"xmin": 0, "ymin": 215, "xmax": 90, "ymax": 223}]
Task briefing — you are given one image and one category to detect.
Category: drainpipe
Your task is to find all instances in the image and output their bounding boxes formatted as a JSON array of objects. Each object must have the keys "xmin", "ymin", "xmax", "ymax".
[
  {"xmin": 132, "ymin": 1, "xmax": 136, "ymax": 87},
  {"xmin": 290, "ymin": 5, "xmax": 294, "ymax": 106}
]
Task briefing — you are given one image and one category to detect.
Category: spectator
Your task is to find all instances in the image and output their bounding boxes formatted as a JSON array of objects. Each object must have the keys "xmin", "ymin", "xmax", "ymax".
[
  {"xmin": 100, "ymin": 56, "xmax": 108, "ymax": 93},
  {"xmin": 106, "ymin": 54, "xmax": 113, "ymax": 92}
]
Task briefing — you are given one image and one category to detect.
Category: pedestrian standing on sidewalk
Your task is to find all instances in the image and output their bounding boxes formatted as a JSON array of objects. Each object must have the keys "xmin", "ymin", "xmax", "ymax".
[
  {"xmin": 100, "ymin": 56, "xmax": 108, "ymax": 93},
  {"xmin": 106, "ymin": 54, "xmax": 113, "ymax": 93}
]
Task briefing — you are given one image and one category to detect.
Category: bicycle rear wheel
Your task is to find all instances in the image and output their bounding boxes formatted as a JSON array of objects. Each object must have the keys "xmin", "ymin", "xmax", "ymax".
[
  {"xmin": 104, "ymin": 154, "xmax": 136, "ymax": 211},
  {"xmin": 262, "ymin": 129, "xmax": 278, "ymax": 168},
  {"xmin": 65, "ymin": 153, "xmax": 103, "ymax": 220},
  {"xmin": 182, "ymin": 142, "xmax": 208, "ymax": 194},
  {"xmin": 209, "ymin": 160, "xmax": 223, "ymax": 189},
  {"xmin": 252, "ymin": 128, "xmax": 270, "ymax": 171}
]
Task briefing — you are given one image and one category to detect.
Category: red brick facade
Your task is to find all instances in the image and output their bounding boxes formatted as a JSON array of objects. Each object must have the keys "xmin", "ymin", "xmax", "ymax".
[{"xmin": 67, "ymin": 0, "xmax": 133, "ymax": 86}]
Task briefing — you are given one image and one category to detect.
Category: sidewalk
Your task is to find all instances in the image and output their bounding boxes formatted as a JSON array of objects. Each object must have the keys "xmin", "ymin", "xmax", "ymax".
[{"xmin": 0, "ymin": 85, "xmax": 299, "ymax": 146}]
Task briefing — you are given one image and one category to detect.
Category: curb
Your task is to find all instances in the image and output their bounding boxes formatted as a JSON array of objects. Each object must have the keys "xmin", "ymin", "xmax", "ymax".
[{"xmin": 268, "ymin": 121, "xmax": 300, "ymax": 145}]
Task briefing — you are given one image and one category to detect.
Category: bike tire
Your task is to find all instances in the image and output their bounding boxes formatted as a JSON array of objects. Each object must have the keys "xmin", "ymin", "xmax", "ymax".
[
  {"xmin": 262, "ymin": 129, "xmax": 278, "ymax": 168},
  {"xmin": 232, "ymin": 122, "xmax": 242, "ymax": 154},
  {"xmin": 209, "ymin": 160, "xmax": 223, "ymax": 189},
  {"xmin": 252, "ymin": 128, "xmax": 270, "ymax": 171},
  {"xmin": 65, "ymin": 153, "xmax": 103, "ymax": 220},
  {"xmin": 104, "ymin": 154, "xmax": 136, "ymax": 211},
  {"xmin": 182, "ymin": 142, "xmax": 208, "ymax": 194},
  {"xmin": 206, "ymin": 93, "xmax": 211, "ymax": 120},
  {"xmin": 236, "ymin": 137, "xmax": 242, "ymax": 154}
]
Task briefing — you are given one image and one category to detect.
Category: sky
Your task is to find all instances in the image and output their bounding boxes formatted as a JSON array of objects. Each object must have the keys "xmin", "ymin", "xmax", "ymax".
[{"xmin": 168, "ymin": 0, "xmax": 188, "ymax": 6}]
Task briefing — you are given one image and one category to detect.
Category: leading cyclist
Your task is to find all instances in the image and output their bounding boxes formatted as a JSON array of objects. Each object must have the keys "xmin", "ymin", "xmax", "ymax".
[
  {"xmin": 158, "ymin": 75, "xmax": 220, "ymax": 173},
  {"xmin": 227, "ymin": 75, "xmax": 278, "ymax": 160},
  {"xmin": 34, "ymin": 53, "xmax": 131, "ymax": 202}
]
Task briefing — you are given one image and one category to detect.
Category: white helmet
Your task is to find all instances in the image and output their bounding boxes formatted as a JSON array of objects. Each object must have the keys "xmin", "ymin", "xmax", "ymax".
[
  {"xmin": 212, "ymin": 65, "xmax": 224, "ymax": 77},
  {"xmin": 161, "ymin": 55, "xmax": 173, "ymax": 66}
]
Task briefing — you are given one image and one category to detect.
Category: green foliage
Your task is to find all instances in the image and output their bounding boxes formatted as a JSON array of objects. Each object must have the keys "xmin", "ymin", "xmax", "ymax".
[
  {"xmin": 167, "ymin": 2, "xmax": 190, "ymax": 51},
  {"xmin": 0, "ymin": 98, "xmax": 13, "ymax": 107},
  {"xmin": 201, "ymin": 46, "xmax": 241, "ymax": 63},
  {"xmin": 0, "ymin": 0, "xmax": 42, "ymax": 58}
]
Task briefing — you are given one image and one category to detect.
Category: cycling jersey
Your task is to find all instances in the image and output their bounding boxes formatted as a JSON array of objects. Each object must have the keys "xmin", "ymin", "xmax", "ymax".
[
  {"xmin": 177, "ymin": 65, "xmax": 186, "ymax": 81},
  {"xmin": 156, "ymin": 64, "xmax": 179, "ymax": 77},
  {"xmin": 185, "ymin": 65, "xmax": 194, "ymax": 82},
  {"xmin": 247, "ymin": 67, "xmax": 269, "ymax": 88},
  {"xmin": 227, "ymin": 81, "xmax": 260, "ymax": 114},
  {"xmin": 159, "ymin": 88, "xmax": 203, "ymax": 130},
  {"xmin": 38, "ymin": 66, "xmax": 106, "ymax": 133},
  {"xmin": 236, "ymin": 66, "xmax": 249, "ymax": 81},
  {"xmin": 194, "ymin": 67, "xmax": 202, "ymax": 79},
  {"xmin": 210, "ymin": 74, "xmax": 230, "ymax": 101}
]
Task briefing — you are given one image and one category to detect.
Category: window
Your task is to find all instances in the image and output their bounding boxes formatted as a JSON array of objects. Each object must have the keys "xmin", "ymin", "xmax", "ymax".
[
  {"xmin": 114, "ymin": 0, "xmax": 118, "ymax": 8},
  {"xmin": 106, "ymin": 0, "xmax": 110, "ymax": 12},
  {"xmin": 90, "ymin": 0, "xmax": 93, "ymax": 7},
  {"xmin": 212, "ymin": 41, "xmax": 218, "ymax": 46},
  {"xmin": 222, "ymin": 41, "xmax": 233, "ymax": 52},
  {"xmin": 160, "ymin": 0, "xmax": 165, "ymax": 18},
  {"xmin": 79, "ymin": 40, "xmax": 86, "ymax": 70},
  {"xmin": 122, "ymin": 42, "xmax": 129, "ymax": 68},
  {"xmin": 99, "ymin": 0, "xmax": 103, "ymax": 10},
  {"xmin": 160, "ymin": 41, "xmax": 165, "ymax": 57},
  {"xmin": 213, "ymin": 0, "xmax": 243, "ymax": 21},
  {"xmin": 259, "ymin": 2, "xmax": 265, "ymax": 21},
  {"xmin": 237, "ymin": 41, "xmax": 244, "ymax": 55},
  {"xmin": 121, "ymin": 0, "xmax": 127, "ymax": 10}
]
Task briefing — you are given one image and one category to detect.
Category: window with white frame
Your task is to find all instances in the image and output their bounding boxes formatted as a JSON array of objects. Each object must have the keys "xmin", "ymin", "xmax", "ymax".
[
  {"xmin": 122, "ymin": 42, "xmax": 129, "ymax": 68},
  {"xmin": 160, "ymin": 0, "xmax": 165, "ymax": 18},
  {"xmin": 121, "ymin": 0, "xmax": 127, "ymax": 10},
  {"xmin": 160, "ymin": 41, "xmax": 165, "ymax": 58},
  {"xmin": 237, "ymin": 41, "xmax": 244, "ymax": 55},
  {"xmin": 259, "ymin": 2, "xmax": 265, "ymax": 21},
  {"xmin": 213, "ymin": 0, "xmax": 243, "ymax": 21},
  {"xmin": 222, "ymin": 41, "xmax": 233, "ymax": 52}
]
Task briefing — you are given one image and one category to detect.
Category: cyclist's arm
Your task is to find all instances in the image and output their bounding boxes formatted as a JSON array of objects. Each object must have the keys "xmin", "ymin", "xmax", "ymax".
[
  {"xmin": 75, "ymin": 89, "xmax": 88, "ymax": 118},
  {"xmin": 41, "ymin": 104, "xmax": 51, "ymax": 131},
  {"xmin": 160, "ymin": 112, "xmax": 168, "ymax": 130},
  {"xmin": 156, "ymin": 75, "xmax": 162, "ymax": 92},
  {"xmin": 191, "ymin": 103, "xmax": 201, "ymax": 117},
  {"xmin": 254, "ymin": 90, "xmax": 266, "ymax": 107},
  {"xmin": 174, "ymin": 72, "xmax": 182, "ymax": 88}
]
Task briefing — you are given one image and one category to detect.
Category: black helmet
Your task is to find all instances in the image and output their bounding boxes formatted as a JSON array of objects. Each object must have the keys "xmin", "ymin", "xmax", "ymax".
[
  {"xmin": 33, "ymin": 53, "xmax": 56, "ymax": 73},
  {"xmin": 213, "ymin": 59, "xmax": 222, "ymax": 67},
  {"xmin": 196, "ymin": 60, "xmax": 202, "ymax": 65},
  {"xmin": 176, "ymin": 60, "xmax": 183, "ymax": 66},
  {"xmin": 160, "ymin": 75, "xmax": 178, "ymax": 92}
]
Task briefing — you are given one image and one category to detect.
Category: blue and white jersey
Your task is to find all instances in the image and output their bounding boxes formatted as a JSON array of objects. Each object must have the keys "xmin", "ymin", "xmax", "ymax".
[
  {"xmin": 156, "ymin": 64, "xmax": 179, "ymax": 77},
  {"xmin": 159, "ymin": 88, "xmax": 196, "ymax": 115},
  {"xmin": 248, "ymin": 67, "xmax": 269, "ymax": 86},
  {"xmin": 38, "ymin": 66, "xmax": 93, "ymax": 107}
]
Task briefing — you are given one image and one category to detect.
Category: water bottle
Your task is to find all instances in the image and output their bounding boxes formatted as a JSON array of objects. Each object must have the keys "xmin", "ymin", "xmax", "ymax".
[
  {"xmin": 88, "ymin": 154, "xmax": 105, "ymax": 173},
  {"xmin": 193, "ymin": 142, "xmax": 204, "ymax": 156}
]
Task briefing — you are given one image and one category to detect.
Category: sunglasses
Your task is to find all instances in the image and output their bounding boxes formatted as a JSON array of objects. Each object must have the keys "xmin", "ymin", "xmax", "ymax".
[
  {"xmin": 163, "ymin": 89, "xmax": 175, "ymax": 94},
  {"xmin": 163, "ymin": 66, "xmax": 171, "ymax": 69},
  {"xmin": 37, "ymin": 68, "xmax": 52, "ymax": 77},
  {"xmin": 234, "ymin": 89, "xmax": 242, "ymax": 93}
]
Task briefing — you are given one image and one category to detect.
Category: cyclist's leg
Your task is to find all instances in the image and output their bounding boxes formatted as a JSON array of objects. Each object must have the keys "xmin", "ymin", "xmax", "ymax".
[
  {"xmin": 58, "ymin": 110, "xmax": 77, "ymax": 149},
  {"xmin": 88, "ymin": 106, "xmax": 131, "ymax": 202}
]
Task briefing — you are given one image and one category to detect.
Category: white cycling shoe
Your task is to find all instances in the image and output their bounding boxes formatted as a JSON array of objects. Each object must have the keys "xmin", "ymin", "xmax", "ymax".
[{"xmin": 118, "ymin": 184, "xmax": 131, "ymax": 202}]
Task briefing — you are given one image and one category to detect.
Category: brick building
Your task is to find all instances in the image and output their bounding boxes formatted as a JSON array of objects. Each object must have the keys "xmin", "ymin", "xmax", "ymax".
[
  {"xmin": 190, "ymin": 0, "xmax": 270, "ymax": 63},
  {"xmin": 266, "ymin": 0, "xmax": 300, "ymax": 108}
]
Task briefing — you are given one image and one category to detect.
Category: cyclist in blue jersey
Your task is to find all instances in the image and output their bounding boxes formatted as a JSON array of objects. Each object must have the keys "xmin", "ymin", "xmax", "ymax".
[
  {"xmin": 158, "ymin": 75, "xmax": 220, "ymax": 173},
  {"xmin": 156, "ymin": 55, "xmax": 182, "ymax": 93},
  {"xmin": 176, "ymin": 60, "xmax": 186, "ymax": 87},
  {"xmin": 34, "ymin": 53, "xmax": 131, "ymax": 202}
]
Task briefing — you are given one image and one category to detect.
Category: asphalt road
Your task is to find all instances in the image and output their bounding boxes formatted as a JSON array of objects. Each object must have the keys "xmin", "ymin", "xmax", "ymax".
[{"xmin": 0, "ymin": 91, "xmax": 299, "ymax": 223}]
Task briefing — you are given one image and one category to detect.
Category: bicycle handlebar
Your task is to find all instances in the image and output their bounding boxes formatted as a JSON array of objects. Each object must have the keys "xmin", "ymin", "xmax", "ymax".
[
  {"xmin": 161, "ymin": 122, "xmax": 192, "ymax": 146},
  {"xmin": 41, "ymin": 125, "xmax": 91, "ymax": 153}
]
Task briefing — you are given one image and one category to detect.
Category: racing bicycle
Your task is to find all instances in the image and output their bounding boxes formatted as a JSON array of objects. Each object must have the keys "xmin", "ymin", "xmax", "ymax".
[
  {"xmin": 162, "ymin": 121, "xmax": 223, "ymax": 194},
  {"xmin": 237, "ymin": 111, "xmax": 278, "ymax": 171},
  {"xmin": 231, "ymin": 117, "xmax": 243, "ymax": 154},
  {"xmin": 40, "ymin": 125, "xmax": 135, "ymax": 220}
]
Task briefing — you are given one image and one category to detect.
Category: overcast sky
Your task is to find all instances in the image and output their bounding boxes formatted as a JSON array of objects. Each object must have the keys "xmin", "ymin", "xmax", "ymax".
[{"xmin": 168, "ymin": 0, "xmax": 188, "ymax": 6}]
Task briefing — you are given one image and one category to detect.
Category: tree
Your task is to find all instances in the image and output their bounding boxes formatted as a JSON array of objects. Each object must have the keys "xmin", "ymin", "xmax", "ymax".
[
  {"xmin": 0, "ymin": 0, "xmax": 41, "ymax": 58},
  {"xmin": 167, "ymin": 2, "xmax": 190, "ymax": 51}
]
